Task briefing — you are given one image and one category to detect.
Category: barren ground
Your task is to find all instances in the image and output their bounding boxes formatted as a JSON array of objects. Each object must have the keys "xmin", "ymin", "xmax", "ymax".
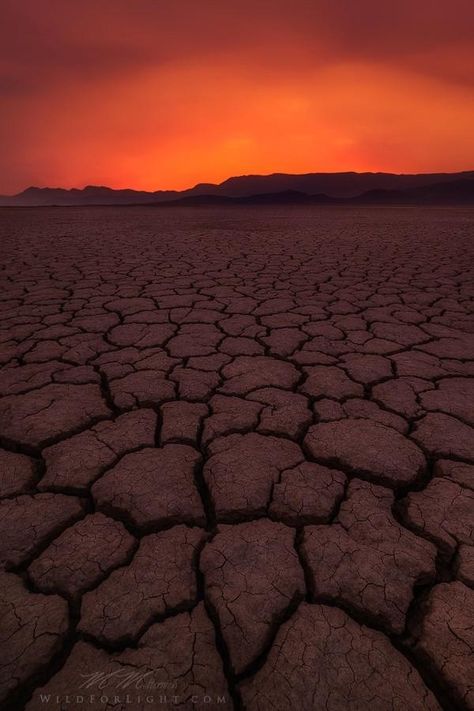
[{"xmin": 0, "ymin": 206, "xmax": 473, "ymax": 710}]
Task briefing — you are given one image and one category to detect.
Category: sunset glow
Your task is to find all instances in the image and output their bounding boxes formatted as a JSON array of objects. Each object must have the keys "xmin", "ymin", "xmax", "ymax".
[{"xmin": 1, "ymin": 0, "xmax": 473, "ymax": 194}]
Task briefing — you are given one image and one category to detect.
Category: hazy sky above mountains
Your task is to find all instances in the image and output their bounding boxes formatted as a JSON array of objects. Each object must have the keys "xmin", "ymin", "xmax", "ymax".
[{"xmin": 1, "ymin": 0, "xmax": 473, "ymax": 193}]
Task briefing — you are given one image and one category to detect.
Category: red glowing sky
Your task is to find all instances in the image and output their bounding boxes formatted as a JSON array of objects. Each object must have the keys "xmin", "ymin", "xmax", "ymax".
[{"xmin": 1, "ymin": 0, "xmax": 474, "ymax": 194}]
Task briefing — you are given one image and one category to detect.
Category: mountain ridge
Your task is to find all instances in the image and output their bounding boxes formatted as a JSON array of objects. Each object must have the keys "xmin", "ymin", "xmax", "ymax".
[{"xmin": 1, "ymin": 170, "xmax": 474, "ymax": 206}]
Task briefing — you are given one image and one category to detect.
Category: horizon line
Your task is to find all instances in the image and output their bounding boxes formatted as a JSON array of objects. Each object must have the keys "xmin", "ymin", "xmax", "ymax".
[{"xmin": 3, "ymin": 168, "xmax": 474, "ymax": 198}]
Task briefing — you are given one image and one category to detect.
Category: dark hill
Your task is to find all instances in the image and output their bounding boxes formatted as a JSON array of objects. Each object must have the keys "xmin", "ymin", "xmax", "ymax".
[{"xmin": 1, "ymin": 171, "xmax": 473, "ymax": 206}]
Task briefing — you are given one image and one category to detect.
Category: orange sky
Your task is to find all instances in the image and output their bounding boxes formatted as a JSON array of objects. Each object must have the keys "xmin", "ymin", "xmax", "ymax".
[{"xmin": 1, "ymin": 0, "xmax": 474, "ymax": 194}]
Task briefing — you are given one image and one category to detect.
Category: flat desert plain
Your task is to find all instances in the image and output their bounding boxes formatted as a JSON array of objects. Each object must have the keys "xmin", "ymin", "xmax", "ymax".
[{"xmin": 0, "ymin": 206, "xmax": 473, "ymax": 711}]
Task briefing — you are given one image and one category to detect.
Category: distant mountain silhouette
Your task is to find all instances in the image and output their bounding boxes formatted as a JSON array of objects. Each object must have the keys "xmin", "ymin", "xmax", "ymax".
[
  {"xmin": 1, "ymin": 171, "xmax": 473, "ymax": 206},
  {"xmin": 0, "ymin": 185, "xmax": 180, "ymax": 206},
  {"xmin": 348, "ymin": 178, "xmax": 474, "ymax": 205},
  {"xmin": 154, "ymin": 179, "xmax": 474, "ymax": 207},
  {"xmin": 207, "ymin": 171, "xmax": 474, "ymax": 198}
]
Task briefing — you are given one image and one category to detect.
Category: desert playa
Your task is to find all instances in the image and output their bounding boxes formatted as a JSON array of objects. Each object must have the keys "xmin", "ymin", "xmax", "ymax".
[{"xmin": 0, "ymin": 205, "xmax": 473, "ymax": 710}]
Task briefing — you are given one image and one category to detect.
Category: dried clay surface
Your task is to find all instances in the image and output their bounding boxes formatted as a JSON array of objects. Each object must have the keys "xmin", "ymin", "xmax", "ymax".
[{"xmin": 0, "ymin": 206, "xmax": 473, "ymax": 710}]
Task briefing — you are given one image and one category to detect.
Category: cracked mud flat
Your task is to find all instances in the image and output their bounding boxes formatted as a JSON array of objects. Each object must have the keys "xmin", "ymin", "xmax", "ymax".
[{"xmin": 0, "ymin": 205, "xmax": 473, "ymax": 711}]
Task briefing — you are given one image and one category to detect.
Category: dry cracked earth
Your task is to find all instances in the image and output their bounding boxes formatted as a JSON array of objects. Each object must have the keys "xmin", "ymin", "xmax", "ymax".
[{"xmin": 0, "ymin": 205, "xmax": 473, "ymax": 711}]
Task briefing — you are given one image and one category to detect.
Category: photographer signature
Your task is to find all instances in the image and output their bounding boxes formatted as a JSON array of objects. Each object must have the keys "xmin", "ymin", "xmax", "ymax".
[{"xmin": 79, "ymin": 669, "xmax": 177, "ymax": 691}]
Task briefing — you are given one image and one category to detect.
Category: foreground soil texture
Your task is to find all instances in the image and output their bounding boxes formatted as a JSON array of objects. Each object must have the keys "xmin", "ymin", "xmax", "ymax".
[{"xmin": 0, "ymin": 206, "xmax": 473, "ymax": 711}]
